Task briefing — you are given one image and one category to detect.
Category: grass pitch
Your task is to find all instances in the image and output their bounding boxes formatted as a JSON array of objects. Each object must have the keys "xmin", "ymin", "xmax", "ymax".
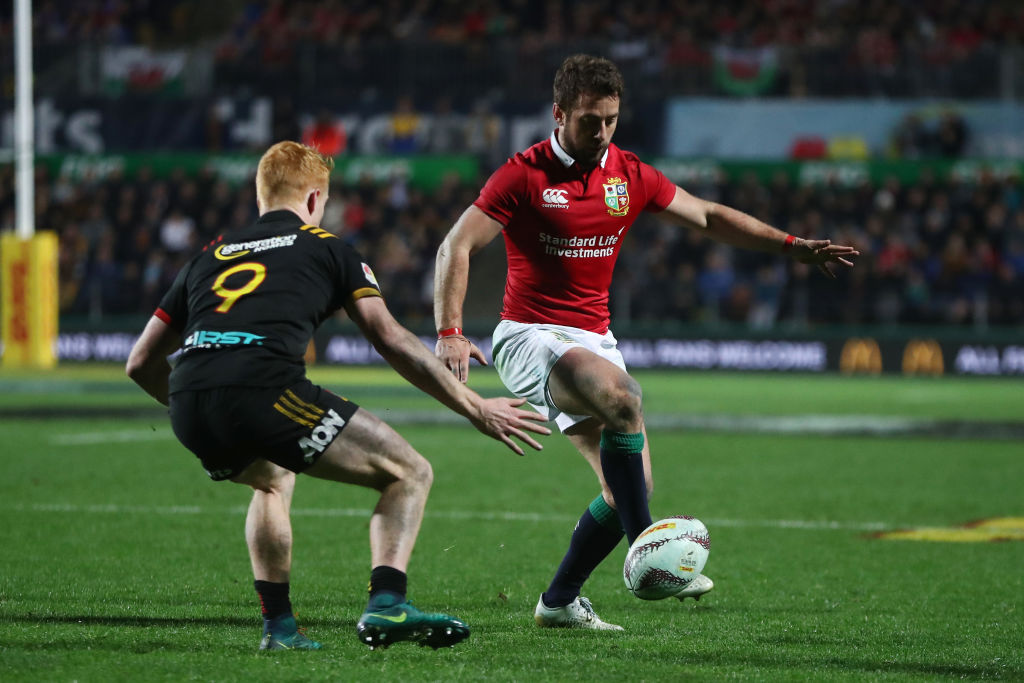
[{"xmin": 1, "ymin": 365, "xmax": 1021, "ymax": 681}]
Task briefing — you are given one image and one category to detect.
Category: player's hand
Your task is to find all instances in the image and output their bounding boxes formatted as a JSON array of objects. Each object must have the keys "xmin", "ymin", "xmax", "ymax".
[
  {"xmin": 435, "ymin": 334, "xmax": 488, "ymax": 383},
  {"xmin": 790, "ymin": 238, "xmax": 859, "ymax": 279},
  {"xmin": 470, "ymin": 396, "xmax": 551, "ymax": 456}
]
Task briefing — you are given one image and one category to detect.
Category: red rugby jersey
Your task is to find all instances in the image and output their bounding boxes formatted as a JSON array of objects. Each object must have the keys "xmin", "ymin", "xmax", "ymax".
[{"xmin": 474, "ymin": 133, "xmax": 676, "ymax": 333}]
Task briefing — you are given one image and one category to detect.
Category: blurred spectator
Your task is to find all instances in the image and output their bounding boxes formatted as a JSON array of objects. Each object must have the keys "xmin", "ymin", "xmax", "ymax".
[
  {"xmin": 302, "ymin": 110, "xmax": 348, "ymax": 157},
  {"xmin": 891, "ymin": 113, "xmax": 932, "ymax": 159},
  {"xmin": 891, "ymin": 110, "xmax": 970, "ymax": 159},
  {"xmin": 388, "ymin": 95, "xmax": 422, "ymax": 155},
  {"xmin": 697, "ymin": 247, "xmax": 736, "ymax": 321},
  {"xmin": 936, "ymin": 111, "xmax": 968, "ymax": 158},
  {"xmin": 465, "ymin": 98, "xmax": 504, "ymax": 169},
  {"xmin": 159, "ymin": 207, "xmax": 197, "ymax": 254},
  {"xmin": 425, "ymin": 95, "xmax": 465, "ymax": 154}
]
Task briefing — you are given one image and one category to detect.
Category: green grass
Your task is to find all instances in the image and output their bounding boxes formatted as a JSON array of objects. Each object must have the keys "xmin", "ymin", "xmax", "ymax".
[{"xmin": 1, "ymin": 365, "xmax": 1022, "ymax": 681}]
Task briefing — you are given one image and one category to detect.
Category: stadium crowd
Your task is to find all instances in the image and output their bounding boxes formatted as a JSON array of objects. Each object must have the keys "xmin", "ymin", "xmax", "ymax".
[
  {"xmin": 3, "ymin": 161, "xmax": 1021, "ymax": 329},
  {"xmin": 21, "ymin": 1, "xmax": 1024, "ymax": 54},
  {"xmin": 10, "ymin": 1, "xmax": 1023, "ymax": 99},
  {"xmin": 3, "ymin": 2, "xmax": 1022, "ymax": 331}
]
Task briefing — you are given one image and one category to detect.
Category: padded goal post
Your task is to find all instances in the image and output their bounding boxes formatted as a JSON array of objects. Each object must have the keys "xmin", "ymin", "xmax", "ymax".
[{"xmin": 1, "ymin": 231, "xmax": 58, "ymax": 368}]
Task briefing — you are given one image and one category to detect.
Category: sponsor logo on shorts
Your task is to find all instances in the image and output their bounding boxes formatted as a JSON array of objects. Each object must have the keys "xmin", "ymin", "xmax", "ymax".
[
  {"xmin": 297, "ymin": 409, "xmax": 348, "ymax": 463},
  {"xmin": 541, "ymin": 188, "xmax": 570, "ymax": 209},
  {"xmin": 548, "ymin": 329, "xmax": 578, "ymax": 345}
]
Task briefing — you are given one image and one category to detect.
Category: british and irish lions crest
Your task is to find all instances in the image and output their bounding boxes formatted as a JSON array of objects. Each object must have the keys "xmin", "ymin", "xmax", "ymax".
[{"xmin": 603, "ymin": 177, "xmax": 629, "ymax": 216}]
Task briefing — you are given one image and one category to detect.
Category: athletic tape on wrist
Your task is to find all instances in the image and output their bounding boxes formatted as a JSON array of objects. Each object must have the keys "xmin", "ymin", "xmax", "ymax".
[{"xmin": 437, "ymin": 327, "xmax": 463, "ymax": 339}]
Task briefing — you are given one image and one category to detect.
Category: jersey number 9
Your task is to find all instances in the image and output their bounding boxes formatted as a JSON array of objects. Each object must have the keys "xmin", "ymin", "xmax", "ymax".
[{"xmin": 212, "ymin": 262, "xmax": 267, "ymax": 313}]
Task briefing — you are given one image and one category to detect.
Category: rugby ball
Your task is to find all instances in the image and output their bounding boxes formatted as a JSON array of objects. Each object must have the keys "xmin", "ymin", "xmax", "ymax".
[{"xmin": 623, "ymin": 516, "xmax": 710, "ymax": 600}]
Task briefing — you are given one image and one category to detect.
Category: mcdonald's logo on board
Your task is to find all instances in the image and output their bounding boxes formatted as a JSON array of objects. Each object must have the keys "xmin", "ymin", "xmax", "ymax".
[
  {"xmin": 840, "ymin": 338, "xmax": 882, "ymax": 374},
  {"xmin": 902, "ymin": 339, "xmax": 944, "ymax": 376}
]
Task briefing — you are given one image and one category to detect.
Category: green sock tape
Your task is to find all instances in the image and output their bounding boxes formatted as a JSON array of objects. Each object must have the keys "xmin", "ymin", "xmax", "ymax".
[
  {"xmin": 588, "ymin": 494, "xmax": 623, "ymax": 532},
  {"xmin": 599, "ymin": 430, "xmax": 644, "ymax": 453}
]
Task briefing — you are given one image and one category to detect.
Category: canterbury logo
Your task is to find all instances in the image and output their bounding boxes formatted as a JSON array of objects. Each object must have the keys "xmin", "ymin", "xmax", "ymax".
[{"xmin": 541, "ymin": 188, "xmax": 569, "ymax": 206}]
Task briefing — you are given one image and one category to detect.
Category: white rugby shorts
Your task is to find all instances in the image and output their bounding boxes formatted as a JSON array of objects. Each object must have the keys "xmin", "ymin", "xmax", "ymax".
[{"xmin": 491, "ymin": 319, "xmax": 627, "ymax": 432}]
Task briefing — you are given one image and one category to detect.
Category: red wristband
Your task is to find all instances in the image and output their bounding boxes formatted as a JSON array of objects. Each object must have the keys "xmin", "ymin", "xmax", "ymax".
[
  {"xmin": 782, "ymin": 234, "xmax": 796, "ymax": 252},
  {"xmin": 437, "ymin": 327, "xmax": 463, "ymax": 339}
]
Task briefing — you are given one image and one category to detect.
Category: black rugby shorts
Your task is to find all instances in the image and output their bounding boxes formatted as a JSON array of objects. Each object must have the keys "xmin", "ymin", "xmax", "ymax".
[{"xmin": 169, "ymin": 378, "xmax": 359, "ymax": 480}]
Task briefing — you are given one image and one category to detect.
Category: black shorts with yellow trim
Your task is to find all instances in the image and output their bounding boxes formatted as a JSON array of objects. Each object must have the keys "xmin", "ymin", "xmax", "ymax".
[{"xmin": 169, "ymin": 379, "xmax": 359, "ymax": 481}]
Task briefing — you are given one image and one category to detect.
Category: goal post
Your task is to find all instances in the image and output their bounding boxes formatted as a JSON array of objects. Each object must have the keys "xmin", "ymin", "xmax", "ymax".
[
  {"xmin": 1, "ymin": 232, "xmax": 58, "ymax": 368},
  {"xmin": 2, "ymin": 0, "xmax": 58, "ymax": 369}
]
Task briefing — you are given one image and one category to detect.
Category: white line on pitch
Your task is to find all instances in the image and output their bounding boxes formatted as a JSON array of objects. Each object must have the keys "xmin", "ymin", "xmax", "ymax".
[
  {"xmin": 50, "ymin": 430, "xmax": 174, "ymax": 445},
  {"xmin": 7, "ymin": 502, "xmax": 894, "ymax": 532}
]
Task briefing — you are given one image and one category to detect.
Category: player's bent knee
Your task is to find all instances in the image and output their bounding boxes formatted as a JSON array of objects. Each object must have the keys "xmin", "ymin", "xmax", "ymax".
[
  {"xmin": 604, "ymin": 380, "xmax": 643, "ymax": 429},
  {"xmin": 406, "ymin": 454, "xmax": 433, "ymax": 489}
]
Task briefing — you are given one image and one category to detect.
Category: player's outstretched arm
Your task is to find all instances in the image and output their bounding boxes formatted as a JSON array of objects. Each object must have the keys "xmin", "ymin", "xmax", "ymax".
[
  {"xmin": 660, "ymin": 186, "xmax": 859, "ymax": 278},
  {"xmin": 126, "ymin": 315, "xmax": 182, "ymax": 406},
  {"xmin": 347, "ymin": 295, "xmax": 550, "ymax": 455},
  {"xmin": 433, "ymin": 206, "xmax": 504, "ymax": 382}
]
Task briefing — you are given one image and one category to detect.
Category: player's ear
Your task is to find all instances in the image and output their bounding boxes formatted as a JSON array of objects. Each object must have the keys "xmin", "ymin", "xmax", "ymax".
[
  {"xmin": 552, "ymin": 102, "xmax": 564, "ymax": 127},
  {"xmin": 306, "ymin": 189, "xmax": 319, "ymax": 215}
]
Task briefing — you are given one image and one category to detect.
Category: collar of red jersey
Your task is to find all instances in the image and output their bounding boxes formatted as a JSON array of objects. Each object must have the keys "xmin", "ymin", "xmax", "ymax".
[{"xmin": 550, "ymin": 131, "xmax": 608, "ymax": 169}]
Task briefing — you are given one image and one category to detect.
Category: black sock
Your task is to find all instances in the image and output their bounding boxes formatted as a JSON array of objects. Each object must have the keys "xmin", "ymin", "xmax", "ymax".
[
  {"xmin": 368, "ymin": 565, "xmax": 407, "ymax": 609},
  {"xmin": 254, "ymin": 580, "xmax": 292, "ymax": 620},
  {"xmin": 599, "ymin": 430, "xmax": 652, "ymax": 544},
  {"xmin": 542, "ymin": 496, "xmax": 625, "ymax": 608}
]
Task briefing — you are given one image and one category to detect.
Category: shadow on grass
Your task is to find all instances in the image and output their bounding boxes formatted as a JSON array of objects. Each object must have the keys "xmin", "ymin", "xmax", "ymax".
[
  {"xmin": 0, "ymin": 613, "xmax": 358, "ymax": 654},
  {"xmin": 0, "ymin": 613, "xmax": 353, "ymax": 629}
]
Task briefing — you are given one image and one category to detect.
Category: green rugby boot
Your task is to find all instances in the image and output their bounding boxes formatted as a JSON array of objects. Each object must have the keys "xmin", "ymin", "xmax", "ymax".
[
  {"xmin": 259, "ymin": 614, "xmax": 323, "ymax": 651},
  {"xmin": 356, "ymin": 600, "xmax": 470, "ymax": 650}
]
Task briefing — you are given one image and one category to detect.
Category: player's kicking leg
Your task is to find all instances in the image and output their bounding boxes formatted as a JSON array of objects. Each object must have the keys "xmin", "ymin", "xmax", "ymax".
[
  {"xmin": 535, "ymin": 350, "xmax": 713, "ymax": 626},
  {"xmin": 303, "ymin": 407, "xmax": 469, "ymax": 650}
]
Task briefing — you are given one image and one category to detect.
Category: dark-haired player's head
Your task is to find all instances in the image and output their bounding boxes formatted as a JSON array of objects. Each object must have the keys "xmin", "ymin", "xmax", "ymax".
[
  {"xmin": 553, "ymin": 54, "xmax": 624, "ymax": 113},
  {"xmin": 552, "ymin": 55, "xmax": 624, "ymax": 168},
  {"xmin": 256, "ymin": 141, "xmax": 334, "ymax": 224}
]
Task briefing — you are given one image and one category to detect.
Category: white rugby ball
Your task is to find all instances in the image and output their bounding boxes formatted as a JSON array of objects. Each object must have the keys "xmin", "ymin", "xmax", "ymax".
[{"xmin": 623, "ymin": 516, "xmax": 710, "ymax": 600}]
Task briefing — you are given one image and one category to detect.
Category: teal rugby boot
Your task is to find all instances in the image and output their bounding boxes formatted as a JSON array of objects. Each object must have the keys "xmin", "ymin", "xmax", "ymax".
[
  {"xmin": 259, "ymin": 614, "xmax": 323, "ymax": 651},
  {"xmin": 356, "ymin": 600, "xmax": 470, "ymax": 650}
]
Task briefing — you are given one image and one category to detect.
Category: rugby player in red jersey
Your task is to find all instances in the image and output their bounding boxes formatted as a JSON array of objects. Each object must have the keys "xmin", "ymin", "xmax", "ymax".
[
  {"xmin": 434, "ymin": 55, "xmax": 857, "ymax": 630},
  {"xmin": 127, "ymin": 141, "xmax": 549, "ymax": 651}
]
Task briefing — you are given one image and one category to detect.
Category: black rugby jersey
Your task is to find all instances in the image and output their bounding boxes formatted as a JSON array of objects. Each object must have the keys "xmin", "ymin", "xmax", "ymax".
[{"xmin": 156, "ymin": 210, "xmax": 381, "ymax": 393}]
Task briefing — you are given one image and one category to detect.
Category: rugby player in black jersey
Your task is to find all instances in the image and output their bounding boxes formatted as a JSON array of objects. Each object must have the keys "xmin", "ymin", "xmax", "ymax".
[{"xmin": 126, "ymin": 141, "xmax": 550, "ymax": 651}]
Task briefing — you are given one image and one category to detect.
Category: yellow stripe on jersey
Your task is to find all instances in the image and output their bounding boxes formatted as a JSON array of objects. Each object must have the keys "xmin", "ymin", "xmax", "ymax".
[
  {"xmin": 352, "ymin": 287, "xmax": 382, "ymax": 300},
  {"xmin": 300, "ymin": 224, "xmax": 337, "ymax": 239},
  {"xmin": 273, "ymin": 401, "xmax": 316, "ymax": 428}
]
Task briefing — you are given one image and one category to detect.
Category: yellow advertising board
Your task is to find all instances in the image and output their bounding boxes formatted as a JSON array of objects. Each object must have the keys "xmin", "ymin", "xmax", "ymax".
[
  {"xmin": 1, "ymin": 232, "xmax": 58, "ymax": 368},
  {"xmin": 839, "ymin": 337, "xmax": 882, "ymax": 374},
  {"xmin": 902, "ymin": 338, "xmax": 944, "ymax": 375}
]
